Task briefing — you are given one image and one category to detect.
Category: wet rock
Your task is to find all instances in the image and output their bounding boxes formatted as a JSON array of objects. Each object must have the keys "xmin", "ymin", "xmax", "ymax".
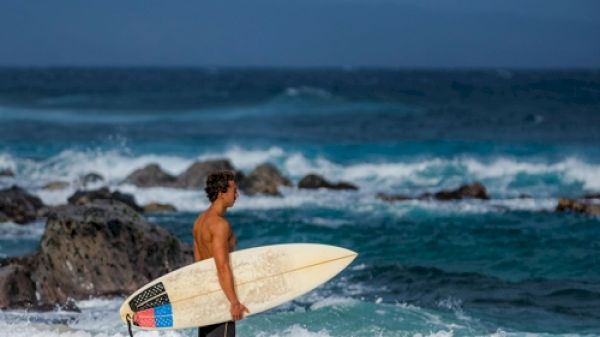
[
  {"xmin": 67, "ymin": 187, "xmax": 143, "ymax": 213},
  {"xmin": 29, "ymin": 199, "xmax": 192, "ymax": 307},
  {"xmin": 433, "ymin": 182, "xmax": 489, "ymax": 200},
  {"xmin": 143, "ymin": 202, "xmax": 177, "ymax": 213},
  {"xmin": 175, "ymin": 159, "xmax": 240, "ymax": 189},
  {"xmin": 42, "ymin": 181, "xmax": 70, "ymax": 190},
  {"xmin": 298, "ymin": 174, "xmax": 358, "ymax": 191},
  {"xmin": 79, "ymin": 172, "xmax": 104, "ymax": 188},
  {"xmin": 582, "ymin": 193, "xmax": 600, "ymax": 199},
  {"xmin": 376, "ymin": 193, "xmax": 413, "ymax": 202},
  {"xmin": 239, "ymin": 163, "xmax": 292, "ymax": 196},
  {"xmin": 0, "ymin": 185, "xmax": 45, "ymax": 224},
  {"xmin": 0, "ymin": 263, "xmax": 36, "ymax": 309},
  {"xmin": 124, "ymin": 164, "xmax": 177, "ymax": 188},
  {"xmin": 556, "ymin": 198, "xmax": 600, "ymax": 216},
  {"xmin": 0, "ymin": 168, "xmax": 14, "ymax": 177}
]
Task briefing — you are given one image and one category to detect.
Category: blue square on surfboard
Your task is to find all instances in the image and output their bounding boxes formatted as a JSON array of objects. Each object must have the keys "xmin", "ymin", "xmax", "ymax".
[{"xmin": 153, "ymin": 304, "xmax": 173, "ymax": 327}]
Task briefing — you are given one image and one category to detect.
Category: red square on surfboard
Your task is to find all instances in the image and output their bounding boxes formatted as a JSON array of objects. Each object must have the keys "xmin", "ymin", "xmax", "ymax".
[{"xmin": 133, "ymin": 308, "xmax": 156, "ymax": 327}]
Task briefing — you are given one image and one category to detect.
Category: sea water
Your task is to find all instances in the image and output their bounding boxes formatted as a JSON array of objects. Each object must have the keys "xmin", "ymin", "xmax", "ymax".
[{"xmin": 1, "ymin": 68, "xmax": 599, "ymax": 337}]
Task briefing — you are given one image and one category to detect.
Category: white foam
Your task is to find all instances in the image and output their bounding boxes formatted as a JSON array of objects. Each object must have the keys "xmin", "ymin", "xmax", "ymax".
[
  {"xmin": 309, "ymin": 296, "xmax": 359, "ymax": 311},
  {"xmin": 0, "ymin": 220, "xmax": 45, "ymax": 239},
  {"xmin": 256, "ymin": 324, "xmax": 333, "ymax": 337}
]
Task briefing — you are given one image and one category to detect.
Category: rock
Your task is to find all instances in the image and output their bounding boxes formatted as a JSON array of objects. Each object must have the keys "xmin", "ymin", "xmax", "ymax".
[
  {"xmin": 143, "ymin": 202, "xmax": 177, "ymax": 213},
  {"xmin": 376, "ymin": 192, "xmax": 413, "ymax": 202},
  {"xmin": 239, "ymin": 163, "xmax": 292, "ymax": 196},
  {"xmin": 124, "ymin": 164, "xmax": 177, "ymax": 188},
  {"xmin": 79, "ymin": 172, "xmax": 104, "ymax": 188},
  {"xmin": 29, "ymin": 199, "xmax": 192, "ymax": 307},
  {"xmin": 0, "ymin": 168, "xmax": 14, "ymax": 177},
  {"xmin": 298, "ymin": 174, "xmax": 358, "ymax": 191},
  {"xmin": 67, "ymin": 187, "xmax": 143, "ymax": 213},
  {"xmin": 0, "ymin": 264, "xmax": 36, "ymax": 309},
  {"xmin": 556, "ymin": 198, "xmax": 600, "ymax": 216},
  {"xmin": 175, "ymin": 159, "xmax": 240, "ymax": 189},
  {"xmin": 42, "ymin": 181, "xmax": 70, "ymax": 190},
  {"xmin": 0, "ymin": 185, "xmax": 45, "ymax": 224},
  {"xmin": 582, "ymin": 193, "xmax": 600, "ymax": 199},
  {"xmin": 433, "ymin": 182, "xmax": 489, "ymax": 200}
]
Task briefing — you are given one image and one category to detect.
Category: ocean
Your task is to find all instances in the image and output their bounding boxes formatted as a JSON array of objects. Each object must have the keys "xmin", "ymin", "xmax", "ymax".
[{"xmin": 1, "ymin": 67, "xmax": 599, "ymax": 337}]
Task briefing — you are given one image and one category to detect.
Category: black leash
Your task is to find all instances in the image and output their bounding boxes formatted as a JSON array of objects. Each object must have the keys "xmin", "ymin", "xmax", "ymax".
[{"xmin": 126, "ymin": 314, "xmax": 134, "ymax": 337}]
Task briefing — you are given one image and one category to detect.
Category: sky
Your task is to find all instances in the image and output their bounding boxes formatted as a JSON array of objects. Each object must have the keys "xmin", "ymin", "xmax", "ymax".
[{"xmin": 0, "ymin": 0, "xmax": 599, "ymax": 68}]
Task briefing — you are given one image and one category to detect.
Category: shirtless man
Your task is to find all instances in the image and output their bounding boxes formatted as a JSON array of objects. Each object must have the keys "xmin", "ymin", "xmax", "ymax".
[{"xmin": 193, "ymin": 170, "xmax": 249, "ymax": 337}]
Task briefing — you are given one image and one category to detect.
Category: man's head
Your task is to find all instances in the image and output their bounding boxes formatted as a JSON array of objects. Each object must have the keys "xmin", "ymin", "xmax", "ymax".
[{"xmin": 205, "ymin": 170, "xmax": 238, "ymax": 207}]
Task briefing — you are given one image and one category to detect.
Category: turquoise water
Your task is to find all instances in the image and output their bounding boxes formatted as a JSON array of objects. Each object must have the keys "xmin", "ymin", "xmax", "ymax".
[{"xmin": 1, "ymin": 68, "xmax": 599, "ymax": 337}]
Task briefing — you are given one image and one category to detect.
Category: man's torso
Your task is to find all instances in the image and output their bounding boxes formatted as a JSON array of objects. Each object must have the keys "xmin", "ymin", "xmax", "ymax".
[{"xmin": 193, "ymin": 211, "xmax": 236, "ymax": 262}]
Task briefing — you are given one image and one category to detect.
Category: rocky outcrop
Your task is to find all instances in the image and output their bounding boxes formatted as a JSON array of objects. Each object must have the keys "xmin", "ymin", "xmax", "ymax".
[
  {"xmin": 1, "ymin": 199, "xmax": 193, "ymax": 310},
  {"xmin": 556, "ymin": 198, "xmax": 600, "ymax": 216},
  {"xmin": 0, "ymin": 168, "xmax": 14, "ymax": 177},
  {"xmin": 42, "ymin": 181, "xmax": 70, "ymax": 190},
  {"xmin": 175, "ymin": 159, "xmax": 240, "ymax": 189},
  {"xmin": 79, "ymin": 172, "xmax": 104, "ymax": 188},
  {"xmin": 0, "ymin": 185, "xmax": 45, "ymax": 224},
  {"xmin": 124, "ymin": 164, "xmax": 176, "ymax": 188},
  {"xmin": 239, "ymin": 163, "xmax": 292, "ymax": 196},
  {"xmin": 143, "ymin": 202, "xmax": 177, "ymax": 213},
  {"xmin": 376, "ymin": 193, "xmax": 413, "ymax": 202},
  {"xmin": 431, "ymin": 182, "xmax": 489, "ymax": 200},
  {"xmin": 67, "ymin": 187, "xmax": 143, "ymax": 213},
  {"xmin": 298, "ymin": 174, "xmax": 358, "ymax": 191},
  {"xmin": 0, "ymin": 263, "xmax": 36, "ymax": 309}
]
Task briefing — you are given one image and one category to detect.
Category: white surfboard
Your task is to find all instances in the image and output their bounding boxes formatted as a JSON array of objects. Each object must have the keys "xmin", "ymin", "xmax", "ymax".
[{"xmin": 119, "ymin": 243, "xmax": 357, "ymax": 330}]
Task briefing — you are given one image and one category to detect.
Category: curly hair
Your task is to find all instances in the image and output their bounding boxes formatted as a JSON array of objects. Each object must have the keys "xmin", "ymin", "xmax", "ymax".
[{"xmin": 205, "ymin": 170, "xmax": 235, "ymax": 202}]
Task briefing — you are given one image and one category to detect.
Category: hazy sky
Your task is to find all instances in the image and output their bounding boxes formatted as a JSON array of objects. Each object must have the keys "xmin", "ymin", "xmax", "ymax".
[{"xmin": 1, "ymin": 0, "xmax": 599, "ymax": 68}]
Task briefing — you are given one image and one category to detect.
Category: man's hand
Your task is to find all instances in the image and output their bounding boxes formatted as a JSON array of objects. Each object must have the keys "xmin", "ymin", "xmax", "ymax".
[{"xmin": 230, "ymin": 301, "xmax": 250, "ymax": 321}]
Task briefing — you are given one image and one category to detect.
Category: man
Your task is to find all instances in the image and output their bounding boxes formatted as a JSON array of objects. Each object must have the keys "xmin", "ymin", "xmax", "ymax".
[{"xmin": 193, "ymin": 170, "xmax": 249, "ymax": 337}]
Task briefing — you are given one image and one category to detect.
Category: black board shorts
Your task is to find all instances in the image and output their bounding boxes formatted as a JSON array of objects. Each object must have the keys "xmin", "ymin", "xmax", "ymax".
[{"xmin": 198, "ymin": 321, "xmax": 235, "ymax": 337}]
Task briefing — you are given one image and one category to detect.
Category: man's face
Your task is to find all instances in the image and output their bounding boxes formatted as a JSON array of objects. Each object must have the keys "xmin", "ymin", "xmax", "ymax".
[{"xmin": 223, "ymin": 180, "xmax": 238, "ymax": 207}]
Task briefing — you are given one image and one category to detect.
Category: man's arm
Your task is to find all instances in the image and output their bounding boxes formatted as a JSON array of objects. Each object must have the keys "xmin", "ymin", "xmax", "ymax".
[{"xmin": 210, "ymin": 218, "xmax": 249, "ymax": 320}]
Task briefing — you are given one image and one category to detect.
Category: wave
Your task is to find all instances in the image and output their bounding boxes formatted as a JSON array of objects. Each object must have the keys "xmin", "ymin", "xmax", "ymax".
[{"xmin": 2, "ymin": 146, "xmax": 600, "ymax": 212}]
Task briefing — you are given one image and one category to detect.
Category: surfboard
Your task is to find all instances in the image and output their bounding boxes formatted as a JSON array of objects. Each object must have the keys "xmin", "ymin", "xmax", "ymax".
[{"xmin": 119, "ymin": 243, "xmax": 357, "ymax": 330}]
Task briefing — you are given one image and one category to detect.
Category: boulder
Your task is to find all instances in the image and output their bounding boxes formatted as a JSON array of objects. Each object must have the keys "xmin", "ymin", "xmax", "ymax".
[
  {"xmin": 376, "ymin": 192, "xmax": 413, "ymax": 202},
  {"xmin": 42, "ymin": 181, "xmax": 70, "ymax": 190},
  {"xmin": 433, "ymin": 182, "xmax": 489, "ymax": 201},
  {"xmin": 175, "ymin": 159, "xmax": 240, "ymax": 189},
  {"xmin": 67, "ymin": 187, "xmax": 143, "ymax": 213},
  {"xmin": 0, "ymin": 168, "xmax": 14, "ymax": 177},
  {"xmin": 79, "ymin": 172, "xmax": 104, "ymax": 188},
  {"xmin": 298, "ymin": 174, "xmax": 358, "ymax": 191},
  {"xmin": 556, "ymin": 198, "xmax": 600, "ymax": 216},
  {"xmin": 143, "ymin": 202, "xmax": 177, "ymax": 213},
  {"xmin": 239, "ymin": 163, "xmax": 292, "ymax": 196},
  {"xmin": 0, "ymin": 263, "xmax": 36, "ymax": 309},
  {"xmin": 582, "ymin": 193, "xmax": 600, "ymax": 199},
  {"xmin": 0, "ymin": 185, "xmax": 45, "ymax": 224},
  {"xmin": 29, "ymin": 199, "xmax": 192, "ymax": 307},
  {"xmin": 124, "ymin": 164, "xmax": 177, "ymax": 188}
]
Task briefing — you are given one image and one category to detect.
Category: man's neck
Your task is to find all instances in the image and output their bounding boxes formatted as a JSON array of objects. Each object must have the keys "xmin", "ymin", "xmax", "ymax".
[{"xmin": 209, "ymin": 200, "xmax": 227, "ymax": 216}]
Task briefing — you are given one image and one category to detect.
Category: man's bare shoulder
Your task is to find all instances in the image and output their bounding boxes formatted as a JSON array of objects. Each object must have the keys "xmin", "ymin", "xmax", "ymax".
[{"xmin": 204, "ymin": 214, "xmax": 230, "ymax": 233}]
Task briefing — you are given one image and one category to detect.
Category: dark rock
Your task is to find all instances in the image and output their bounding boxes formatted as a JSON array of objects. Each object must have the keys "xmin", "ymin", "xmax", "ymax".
[
  {"xmin": 175, "ymin": 159, "xmax": 240, "ymax": 189},
  {"xmin": 0, "ymin": 185, "xmax": 45, "ymax": 224},
  {"xmin": 582, "ymin": 193, "xmax": 600, "ymax": 199},
  {"xmin": 556, "ymin": 198, "xmax": 600, "ymax": 216},
  {"xmin": 0, "ymin": 264, "xmax": 36, "ymax": 309},
  {"xmin": 124, "ymin": 164, "xmax": 176, "ymax": 188},
  {"xmin": 0, "ymin": 168, "xmax": 14, "ymax": 177},
  {"xmin": 298, "ymin": 174, "xmax": 358, "ymax": 191},
  {"xmin": 67, "ymin": 187, "xmax": 143, "ymax": 213},
  {"xmin": 376, "ymin": 192, "xmax": 413, "ymax": 202},
  {"xmin": 42, "ymin": 181, "xmax": 70, "ymax": 190},
  {"xmin": 79, "ymin": 172, "xmax": 104, "ymax": 188},
  {"xmin": 143, "ymin": 202, "xmax": 177, "ymax": 213},
  {"xmin": 433, "ymin": 182, "xmax": 489, "ymax": 201},
  {"xmin": 30, "ymin": 199, "xmax": 192, "ymax": 307},
  {"xmin": 239, "ymin": 163, "xmax": 292, "ymax": 196}
]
